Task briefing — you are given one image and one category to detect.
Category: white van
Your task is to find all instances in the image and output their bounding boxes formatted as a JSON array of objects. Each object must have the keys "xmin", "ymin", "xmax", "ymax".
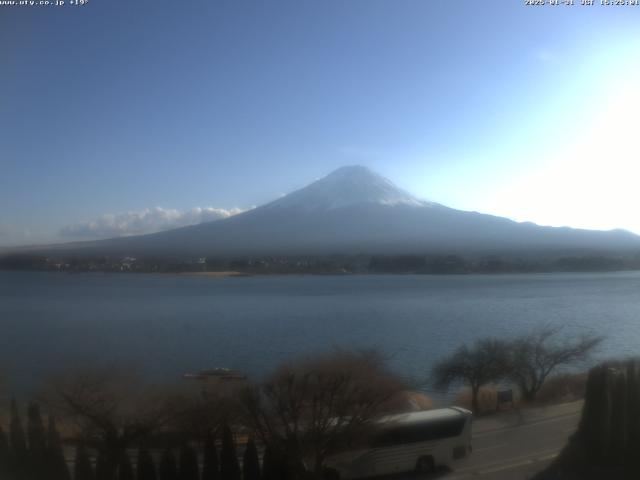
[{"xmin": 325, "ymin": 407, "xmax": 472, "ymax": 478}]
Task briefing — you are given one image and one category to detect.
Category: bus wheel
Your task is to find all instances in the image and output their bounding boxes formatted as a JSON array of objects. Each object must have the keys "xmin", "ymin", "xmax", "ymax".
[{"xmin": 415, "ymin": 456, "xmax": 434, "ymax": 473}]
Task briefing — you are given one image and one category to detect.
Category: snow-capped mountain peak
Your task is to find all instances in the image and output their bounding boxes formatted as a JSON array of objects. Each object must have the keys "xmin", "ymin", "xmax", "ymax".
[
  {"xmin": 264, "ymin": 165, "xmax": 432, "ymax": 211},
  {"xmin": 21, "ymin": 165, "xmax": 640, "ymax": 257}
]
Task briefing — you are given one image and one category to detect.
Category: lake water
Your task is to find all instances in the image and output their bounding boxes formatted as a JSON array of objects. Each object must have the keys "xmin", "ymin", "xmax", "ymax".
[{"xmin": 1, "ymin": 271, "xmax": 640, "ymax": 399}]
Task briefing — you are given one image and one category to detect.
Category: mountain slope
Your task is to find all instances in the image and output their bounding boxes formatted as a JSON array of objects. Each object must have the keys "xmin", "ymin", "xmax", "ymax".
[
  {"xmin": 30, "ymin": 166, "xmax": 640, "ymax": 257},
  {"xmin": 263, "ymin": 165, "xmax": 430, "ymax": 211}
]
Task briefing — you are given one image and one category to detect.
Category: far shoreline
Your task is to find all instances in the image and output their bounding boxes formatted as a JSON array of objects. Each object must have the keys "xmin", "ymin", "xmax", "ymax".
[
  {"xmin": 175, "ymin": 271, "xmax": 253, "ymax": 278},
  {"xmin": 4, "ymin": 269, "xmax": 640, "ymax": 278}
]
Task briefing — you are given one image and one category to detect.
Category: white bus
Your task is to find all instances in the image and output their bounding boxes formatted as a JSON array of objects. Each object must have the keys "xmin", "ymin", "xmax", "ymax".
[{"xmin": 325, "ymin": 407, "xmax": 473, "ymax": 478}]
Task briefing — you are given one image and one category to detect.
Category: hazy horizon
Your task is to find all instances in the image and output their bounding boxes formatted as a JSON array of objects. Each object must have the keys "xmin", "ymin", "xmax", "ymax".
[
  {"xmin": 2, "ymin": 164, "xmax": 640, "ymax": 250},
  {"xmin": 2, "ymin": 1, "xmax": 640, "ymax": 246}
]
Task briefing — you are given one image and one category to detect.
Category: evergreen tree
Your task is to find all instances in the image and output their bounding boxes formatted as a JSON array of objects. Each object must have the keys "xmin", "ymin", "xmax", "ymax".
[
  {"xmin": 137, "ymin": 448, "xmax": 158, "ymax": 480},
  {"xmin": 27, "ymin": 402, "xmax": 47, "ymax": 479},
  {"xmin": 159, "ymin": 449, "xmax": 179, "ymax": 480},
  {"xmin": 178, "ymin": 444, "xmax": 199, "ymax": 480},
  {"xmin": 27, "ymin": 402, "xmax": 47, "ymax": 459},
  {"xmin": 261, "ymin": 445, "xmax": 288, "ymax": 480},
  {"xmin": 47, "ymin": 414, "xmax": 71, "ymax": 480},
  {"xmin": 0, "ymin": 425, "xmax": 9, "ymax": 478},
  {"xmin": 551, "ymin": 359, "xmax": 640, "ymax": 478},
  {"xmin": 9, "ymin": 398, "xmax": 27, "ymax": 479},
  {"xmin": 625, "ymin": 360, "xmax": 640, "ymax": 471},
  {"xmin": 260, "ymin": 445, "xmax": 278, "ymax": 480},
  {"xmin": 220, "ymin": 426, "xmax": 240, "ymax": 480},
  {"xmin": 242, "ymin": 438, "xmax": 260, "ymax": 480},
  {"xmin": 117, "ymin": 452, "xmax": 135, "ymax": 480},
  {"xmin": 96, "ymin": 450, "xmax": 116, "ymax": 480},
  {"xmin": 202, "ymin": 435, "xmax": 219, "ymax": 480},
  {"xmin": 10, "ymin": 398, "xmax": 27, "ymax": 456},
  {"xmin": 74, "ymin": 444, "xmax": 95, "ymax": 480}
]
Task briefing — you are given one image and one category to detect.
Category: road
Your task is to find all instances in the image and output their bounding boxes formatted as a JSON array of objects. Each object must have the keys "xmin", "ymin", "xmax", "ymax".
[
  {"xmin": 440, "ymin": 401, "xmax": 582, "ymax": 480},
  {"xmin": 57, "ymin": 401, "xmax": 581, "ymax": 480}
]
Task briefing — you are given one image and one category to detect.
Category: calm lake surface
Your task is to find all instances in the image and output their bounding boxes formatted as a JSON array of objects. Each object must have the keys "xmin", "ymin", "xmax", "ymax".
[{"xmin": 2, "ymin": 271, "xmax": 640, "ymax": 398}]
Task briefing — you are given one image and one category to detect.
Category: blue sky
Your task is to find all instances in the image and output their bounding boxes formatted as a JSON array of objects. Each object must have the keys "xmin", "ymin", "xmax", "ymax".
[{"xmin": 1, "ymin": 0, "xmax": 640, "ymax": 245}]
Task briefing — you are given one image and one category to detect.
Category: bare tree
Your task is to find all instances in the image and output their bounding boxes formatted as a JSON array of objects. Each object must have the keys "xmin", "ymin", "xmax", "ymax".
[
  {"xmin": 41, "ymin": 367, "xmax": 174, "ymax": 480},
  {"xmin": 507, "ymin": 327, "xmax": 603, "ymax": 403},
  {"xmin": 168, "ymin": 380, "xmax": 241, "ymax": 443},
  {"xmin": 432, "ymin": 338, "xmax": 510, "ymax": 414},
  {"xmin": 240, "ymin": 349, "xmax": 404, "ymax": 478}
]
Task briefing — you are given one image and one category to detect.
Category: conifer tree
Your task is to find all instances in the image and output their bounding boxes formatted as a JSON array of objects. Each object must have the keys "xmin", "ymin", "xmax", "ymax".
[
  {"xmin": 202, "ymin": 435, "xmax": 219, "ymax": 480},
  {"xmin": 27, "ymin": 401, "xmax": 47, "ymax": 478},
  {"xmin": 625, "ymin": 360, "xmax": 640, "ymax": 471},
  {"xmin": 74, "ymin": 444, "xmax": 95, "ymax": 480},
  {"xmin": 96, "ymin": 450, "xmax": 115, "ymax": 480},
  {"xmin": 10, "ymin": 398, "xmax": 27, "ymax": 456},
  {"xmin": 117, "ymin": 452, "xmax": 135, "ymax": 480},
  {"xmin": 9, "ymin": 398, "xmax": 27, "ymax": 479},
  {"xmin": 47, "ymin": 414, "xmax": 71, "ymax": 480},
  {"xmin": 551, "ymin": 359, "xmax": 640, "ymax": 478},
  {"xmin": 137, "ymin": 448, "xmax": 158, "ymax": 480},
  {"xmin": 261, "ymin": 445, "xmax": 288, "ymax": 480},
  {"xmin": 220, "ymin": 425, "xmax": 240, "ymax": 480},
  {"xmin": 260, "ymin": 445, "xmax": 277, "ymax": 480},
  {"xmin": 27, "ymin": 402, "xmax": 47, "ymax": 458},
  {"xmin": 178, "ymin": 444, "xmax": 199, "ymax": 480},
  {"xmin": 242, "ymin": 438, "xmax": 260, "ymax": 480},
  {"xmin": 0, "ymin": 425, "xmax": 9, "ymax": 478},
  {"xmin": 159, "ymin": 449, "xmax": 179, "ymax": 480}
]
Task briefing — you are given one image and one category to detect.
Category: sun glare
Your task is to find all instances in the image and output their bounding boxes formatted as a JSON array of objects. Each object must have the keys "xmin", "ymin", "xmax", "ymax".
[{"xmin": 486, "ymin": 63, "xmax": 640, "ymax": 233}]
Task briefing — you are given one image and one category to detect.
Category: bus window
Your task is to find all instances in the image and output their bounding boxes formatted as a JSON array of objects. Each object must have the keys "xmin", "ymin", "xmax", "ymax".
[{"xmin": 372, "ymin": 418, "xmax": 466, "ymax": 447}]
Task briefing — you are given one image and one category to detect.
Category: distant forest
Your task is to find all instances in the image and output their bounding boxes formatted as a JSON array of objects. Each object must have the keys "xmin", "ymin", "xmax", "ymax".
[{"xmin": 2, "ymin": 252, "xmax": 640, "ymax": 275}]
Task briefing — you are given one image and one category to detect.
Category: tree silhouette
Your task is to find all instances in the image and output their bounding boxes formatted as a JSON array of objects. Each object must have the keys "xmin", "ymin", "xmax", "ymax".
[
  {"xmin": 535, "ymin": 359, "xmax": 640, "ymax": 479},
  {"xmin": 242, "ymin": 350, "xmax": 402, "ymax": 476},
  {"xmin": 0, "ymin": 425, "xmax": 10, "ymax": 478},
  {"xmin": 260, "ymin": 445, "xmax": 287, "ymax": 480},
  {"xmin": 27, "ymin": 402, "xmax": 47, "ymax": 479},
  {"xmin": 10, "ymin": 398, "xmax": 27, "ymax": 479},
  {"xmin": 47, "ymin": 368, "xmax": 171, "ymax": 477},
  {"xmin": 27, "ymin": 402, "xmax": 47, "ymax": 457},
  {"xmin": 220, "ymin": 425, "xmax": 240, "ymax": 480},
  {"xmin": 117, "ymin": 452, "xmax": 135, "ymax": 480},
  {"xmin": 96, "ymin": 450, "xmax": 116, "ymax": 480},
  {"xmin": 74, "ymin": 444, "xmax": 96, "ymax": 480},
  {"xmin": 159, "ymin": 449, "xmax": 179, "ymax": 480},
  {"xmin": 261, "ymin": 445, "xmax": 276, "ymax": 480},
  {"xmin": 242, "ymin": 438, "xmax": 260, "ymax": 480},
  {"xmin": 47, "ymin": 414, "xmax": 71, "ymax": 480},
  {"xmin": 178, "ymin": 444, "xmax": 199, "ymax": 480},
  {"xmin": 507, "ymin": 327, "xmax": 602, "ymax": 402},
  {"xmin": 137, "ymin": 448, "xmax": 158, "ymax": 480},
  {"xmin": 202, "ymin": 434, "xmax": 219, "ymax": 480},
  {"xmin": 432, "ymin": 339, "xmax": 509, "ymax": 414}
]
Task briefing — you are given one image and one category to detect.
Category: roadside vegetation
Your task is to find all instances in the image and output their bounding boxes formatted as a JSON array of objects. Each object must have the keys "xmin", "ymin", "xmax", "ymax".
[
  {"xmin": 432, "ymin": 327, "xmax": 602, "ymax": 414},
  {"xmin": 0, "ymin": 349, "xmax": 407, "ymax": 480},
  {"xmin": 453, "ymin": 372, "xmax": 589, "ymax": 414},
  {"xmin": 0, "ymin": 332, "xmax": 607, "ymax": 479}
]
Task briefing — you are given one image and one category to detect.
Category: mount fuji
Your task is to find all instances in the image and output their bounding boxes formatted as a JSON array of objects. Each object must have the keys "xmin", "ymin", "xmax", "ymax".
[{"xmin": 29, "ymin": 166, "xmax": 640, "ymax": 257}]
